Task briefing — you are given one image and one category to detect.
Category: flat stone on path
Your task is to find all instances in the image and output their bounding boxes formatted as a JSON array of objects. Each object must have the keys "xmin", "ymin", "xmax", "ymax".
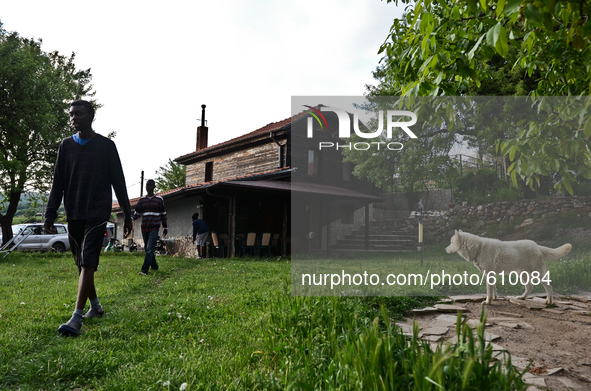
[
  {"xmin": 545, "ymin": 367, "xmax": 563, "ymax": 376},
  {"xmin": 569, "ymin": 295, "xmax": 591, "ymax": 303},
  {"xmin": 498, "ymin": 322, "xmax": 520, "ymax": 329},
  {"xmin": 488, "ymin": 317, "xmax": 522, "ymax": 324},
  {"xmin": 423, "ymin": 327, "xmax": 449, "ymax": 336},
  {"xmin": 449, "ymin": 294, "xmax": 486, "ymax": 303},
  {"xmin": 528, "ymin": 297, "xmax": 547, "ymax": 303},
  {"xmin": 511, "ymin": 356, "xmax": 531, "ymax": 370},
  {"xmin": 497, "ymin": 311, "xmax": 523, "ymax": 318},
  {"xmin": 423, "ymin": 335, "xmax": 444, "ymax": 343},
  {"xmin": 490, "ymin": 342, "xmax": 505, "ymax": 352},
  {"xmin": 394, "ymin": 323, "xmax": 413, "ymax": 335},
  {"xmin": 430, "ymin": 314, "xmax": 463, "ymax": 328},
  {"xmin": 557, "ymin": 377, "xmax": 581, "ymax": 390},
  {"xmin": 483, "ymin": 332, "xmax": 501, "ymax": 342},
  {"xmin": 409, "ymin": 307, "xmax": 439, "ymax": 315},
  {"xmin": 465, "ymin": 319, "xmax": 490, "ymax": 328},
  {"xmin": 510, "ymin": 298, "xmax": 546, "ymax": 310},
  {"xmin": 434, "ymin": 304, "xmax": 469, "ymax": 313},
  {"xmin": 472, "ymin": 331, "xmax": 501, "ymax": 342},
  {"xmin": 522, "ymin": 373, "xmax": 546, "ymax": 387}
]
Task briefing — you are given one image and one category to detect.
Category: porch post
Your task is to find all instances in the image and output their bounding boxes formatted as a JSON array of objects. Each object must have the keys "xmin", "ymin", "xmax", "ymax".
[
  {"xmin": 229, "ymin": 193, "xmax": 236, "ymax": 257},
  {"xmin": 282, "ymin": 196, "xmax": 288, "ymax": 256},
  {"xmin": 365, "ymin": 203, "xmax": 370, "ymax": 251},
  {"xmin": 326, "ymin": 200, "xmax": 331, "ymax": 257}
]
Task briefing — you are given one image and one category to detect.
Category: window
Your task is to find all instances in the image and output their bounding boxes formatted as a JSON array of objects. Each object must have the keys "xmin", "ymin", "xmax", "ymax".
[
  {"xmin": 307, "ymin": 150, "xmax": 322, "ymax": 177},
  {"xmin": 205, "ymin": 161, "xmax": 213, "ymax": 182},
  {"xmin": 279, "ymin": 144, "xmax": 286, "ymax": 168}
]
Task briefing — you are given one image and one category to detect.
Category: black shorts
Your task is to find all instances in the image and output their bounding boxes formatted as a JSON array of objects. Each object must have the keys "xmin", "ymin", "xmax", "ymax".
[{"xmin": 68, "ymin": 220, "xmax": 106, "ymax": 271}]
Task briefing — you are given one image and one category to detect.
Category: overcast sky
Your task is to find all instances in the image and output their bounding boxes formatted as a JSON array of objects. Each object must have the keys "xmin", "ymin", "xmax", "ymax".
[{"xmin": 1, "ymin": 1, "xmax": 403, "ymax": 199}]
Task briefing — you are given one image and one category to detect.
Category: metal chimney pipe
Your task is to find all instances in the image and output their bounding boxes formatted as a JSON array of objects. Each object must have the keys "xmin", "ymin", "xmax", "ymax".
[{"xmin": 201, "ymin": 104, "xmax": 206, "ymax": 127}]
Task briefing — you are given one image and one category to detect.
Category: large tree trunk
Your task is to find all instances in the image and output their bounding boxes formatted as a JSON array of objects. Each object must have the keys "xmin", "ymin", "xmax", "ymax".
[{"xmin": 0, "ymin": 190, "xmax": 22, "ymax": 245}]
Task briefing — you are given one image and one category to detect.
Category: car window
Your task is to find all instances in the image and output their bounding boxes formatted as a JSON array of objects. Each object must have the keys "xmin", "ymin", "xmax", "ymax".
[
  {"xmin": 23, "ymin": 226, "xmax": 36, "ymax": 235},
  {"xmin": 56, "ymin": 226, "xmax": 67, "ymax": 234}
]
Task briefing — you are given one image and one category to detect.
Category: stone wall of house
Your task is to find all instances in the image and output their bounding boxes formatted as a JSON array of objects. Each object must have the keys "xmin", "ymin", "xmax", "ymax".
[
  {"xmin": 403, "ymin": 196, "xmax": 591, "ymax": 243},
  {"xmin": 185, "ymin": 142, "xmax": 283, "ymax": 185},
  {"xmin": 185, "ymin": 163, "xmax": 205, "ymax": 186}
]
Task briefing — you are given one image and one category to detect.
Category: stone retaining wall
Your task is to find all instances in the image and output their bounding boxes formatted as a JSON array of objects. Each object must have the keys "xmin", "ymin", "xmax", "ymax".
[
  {"xmin": 376, "ymin": 189, "xmax": 453, "ymax": 212},
  {"xmin": 404, "ymin": 196, "xmax": 591, "ymax": 243}
]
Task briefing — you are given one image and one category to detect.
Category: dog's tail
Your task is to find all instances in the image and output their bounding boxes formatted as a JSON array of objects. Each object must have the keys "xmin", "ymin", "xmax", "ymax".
[{"xmin": 540, "ymin": 243, "xmax": 572, "ymax": 260}]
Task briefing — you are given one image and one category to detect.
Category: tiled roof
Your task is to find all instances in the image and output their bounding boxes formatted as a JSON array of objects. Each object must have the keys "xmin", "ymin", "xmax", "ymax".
[
  {"xmin": 175, "ymin": 111, "xmax": 307, "ymax": 162},
  {"xmin": 112, "ymin": 167, "xmax": 291, "ymax": 210}
]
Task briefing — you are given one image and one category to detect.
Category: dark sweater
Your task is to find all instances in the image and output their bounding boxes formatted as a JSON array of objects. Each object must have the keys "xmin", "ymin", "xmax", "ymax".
[{"xmin": 45, "ymin": 134, "xmax": 132, "ymax": 224}]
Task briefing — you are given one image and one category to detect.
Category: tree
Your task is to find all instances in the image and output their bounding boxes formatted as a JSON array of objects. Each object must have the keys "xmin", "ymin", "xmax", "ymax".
[
  {"xmin": 377, "ymin": 0, "xmax": 591, "ymax": 193},
  {"xmin": 155, "ymin": 159, "xmax": 186, "ymax": 192},
  {"xmin": 0, "ymin": 23, "xmax": 96, "ymax": 244},
  {"xmin": 342, "ymin": 98, "xmax": 457, "ymax": 208}
]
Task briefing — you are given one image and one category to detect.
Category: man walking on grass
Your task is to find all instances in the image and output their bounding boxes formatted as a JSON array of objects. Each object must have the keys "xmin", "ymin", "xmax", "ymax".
[
  {"xmin": 45, "ymin": 100, "xmax": 133, "ymax": 337},
  {"xmin": 132, "ymin": 179, "xmax": 168, "ymax": 275}
]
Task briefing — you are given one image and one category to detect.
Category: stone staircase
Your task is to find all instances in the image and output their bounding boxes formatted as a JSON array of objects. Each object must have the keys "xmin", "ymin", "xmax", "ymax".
[{"xmin": 334, "ymin": 219, "xmax": 416, "ymax": 253}]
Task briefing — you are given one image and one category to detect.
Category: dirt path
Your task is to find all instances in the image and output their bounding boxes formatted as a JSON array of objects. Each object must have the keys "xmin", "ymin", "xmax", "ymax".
[{"xmin": 396, "ymin": 293, "xmax": 591, "ymax": 390}]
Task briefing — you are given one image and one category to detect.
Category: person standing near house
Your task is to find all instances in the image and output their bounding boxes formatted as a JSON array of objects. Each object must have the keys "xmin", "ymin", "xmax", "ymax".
[
  {"xmin": 192, "ymin": 212, "xmax": 209, "ymax": 259},
  {"xmin": 132, "ymin": 179, "xmax": 168, "ymax": 275},
  {"xmin": 44, "ymin": 100, "xmax": 133, "ymax": 337}
]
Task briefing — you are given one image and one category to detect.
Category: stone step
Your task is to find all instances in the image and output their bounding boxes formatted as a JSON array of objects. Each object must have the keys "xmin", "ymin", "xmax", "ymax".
[
  {"xmin": 346, "ymin": 233, "xmax": 415, "ymax": 240},
  {"xmin": 338, "ymin": 238, "xmax": 414, "ymax": 245},
  {"xmin": 335, "ymin": 243, "xmax": 416, "ymax": 250},
  {"xmin": 327, "ymin": 248, "xmax": 415, "ymax": 256}
]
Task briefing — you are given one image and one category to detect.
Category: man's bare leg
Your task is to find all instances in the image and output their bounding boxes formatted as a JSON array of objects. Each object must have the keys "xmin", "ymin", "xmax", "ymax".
[{"xmin": 76, "ymin": 266, "xmax": 95, "ymax": 310}]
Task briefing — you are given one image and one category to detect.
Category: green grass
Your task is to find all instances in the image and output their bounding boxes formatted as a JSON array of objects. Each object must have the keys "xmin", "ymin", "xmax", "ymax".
[
  {"xmin": 5, "ymin": 248, "xmax": 587, "ymax": 389},
  {"xmin": 1, "ymin": 252, "xmax": 290, "ymax": 390}
]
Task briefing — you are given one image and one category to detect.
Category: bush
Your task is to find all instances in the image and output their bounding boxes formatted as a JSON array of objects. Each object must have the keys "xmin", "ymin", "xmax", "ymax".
[
  {"xmin": 454, "ymin": 169, "xmax": 522, "ymax": 205},
  {"xmin": 572, "ymin": 180, "xmax": 591, "ymax": 196}
]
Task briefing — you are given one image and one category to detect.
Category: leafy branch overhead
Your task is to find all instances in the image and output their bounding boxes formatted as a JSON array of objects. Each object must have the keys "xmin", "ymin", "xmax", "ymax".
[{"xmin": 378, "ymin": 0, "xmax": 591, "ymax": 193}]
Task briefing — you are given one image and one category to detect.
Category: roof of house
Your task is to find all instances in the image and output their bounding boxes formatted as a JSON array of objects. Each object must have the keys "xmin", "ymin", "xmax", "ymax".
[
  {"xmin": 174, "ymin": 111, "xmax": 307, "ymax": 164},
  {"xmin": 112, "ymin": 167, "xmax": 292, "ymax": 211}
]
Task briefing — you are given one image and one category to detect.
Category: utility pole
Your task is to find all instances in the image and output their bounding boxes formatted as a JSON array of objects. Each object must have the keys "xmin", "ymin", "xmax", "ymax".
[{"xmin": 140, "ymin": 171, "xmax": 144, "ymax": 197}]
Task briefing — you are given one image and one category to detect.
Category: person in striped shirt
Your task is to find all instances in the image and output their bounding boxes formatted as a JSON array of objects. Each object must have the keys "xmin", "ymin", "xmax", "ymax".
[{"xmin": 132, "ymin": 179, "xmax": 168, "ymax": 275}]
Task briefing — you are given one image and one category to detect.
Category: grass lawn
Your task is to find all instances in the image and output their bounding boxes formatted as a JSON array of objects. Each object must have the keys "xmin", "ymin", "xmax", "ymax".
[
  {"xmin": 3, "ymin": 246, "xmax": 587, "ymax": 390},
  {"xmin": 1, "ymin": 252, "xmax": 290, "ymax": 390}
]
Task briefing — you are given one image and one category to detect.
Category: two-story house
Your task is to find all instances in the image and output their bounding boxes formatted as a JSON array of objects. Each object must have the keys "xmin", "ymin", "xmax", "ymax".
[{"xmin": 112, "ymin": 106, "xmax": 383, "ymax": 257}]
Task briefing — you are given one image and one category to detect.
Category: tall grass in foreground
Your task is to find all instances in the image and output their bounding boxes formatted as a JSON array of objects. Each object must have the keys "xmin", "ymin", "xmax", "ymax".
[{"xmin": 257, "ymin": 283, "xmax": 527, "ymax": 390}]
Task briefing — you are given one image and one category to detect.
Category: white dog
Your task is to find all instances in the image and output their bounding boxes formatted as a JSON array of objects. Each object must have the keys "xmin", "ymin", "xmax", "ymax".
[{"xmin": 445, "ymin": 230, "xmax": 571, "ymax": 305}]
